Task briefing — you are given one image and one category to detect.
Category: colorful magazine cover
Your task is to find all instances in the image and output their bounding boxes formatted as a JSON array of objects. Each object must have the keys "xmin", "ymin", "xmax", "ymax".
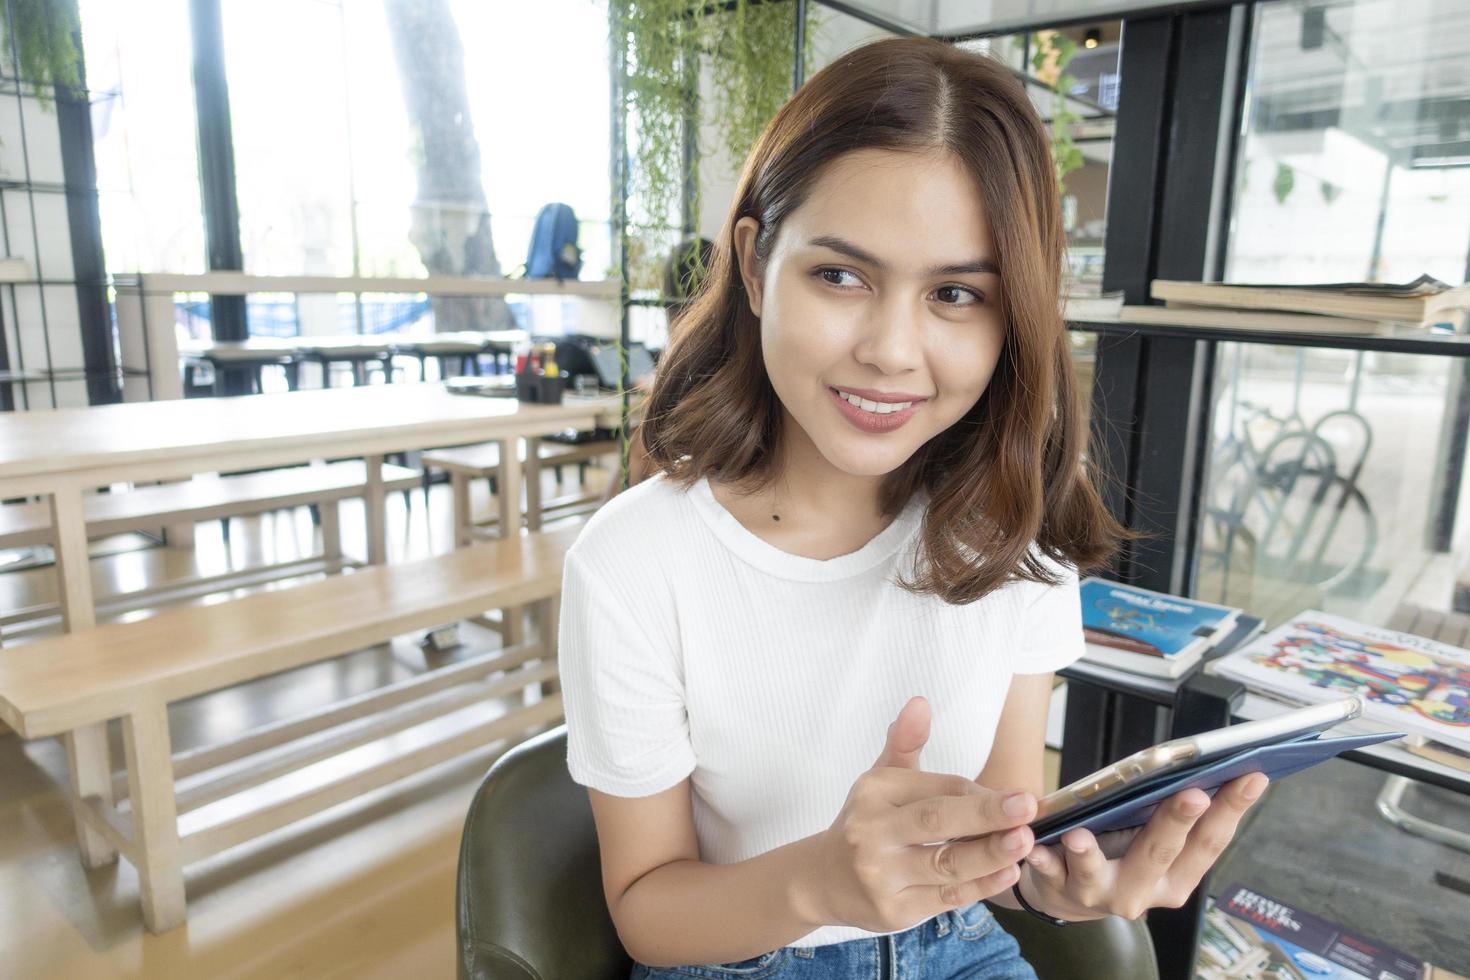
[
  {"xmin": 1079, "ymin": 576, "xmax": 1239, "ymax": 658},
  {"xmin": 1209, "ymin": 610, "xmax": 1470, "ymax": 753},
  {"xmin": 1196, "ymin": 884, "xmax": 1466, "ymax": 980}
]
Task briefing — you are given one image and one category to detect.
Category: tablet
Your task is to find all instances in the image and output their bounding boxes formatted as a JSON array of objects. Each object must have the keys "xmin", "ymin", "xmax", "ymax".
[
  {"xmin": 1031, "ymin": 728, "xmax": 1403, "ymax": 845},
  {"xmin": 1034, "ymin": 695, "xmax": 1368, "ymax": 825}
]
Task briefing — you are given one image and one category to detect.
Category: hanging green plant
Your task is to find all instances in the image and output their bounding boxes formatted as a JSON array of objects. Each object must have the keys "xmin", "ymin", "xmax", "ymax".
[
  {"xmin": 1017, "ymin": 31, "xmax": 1085, "ymax": 194},
  {"xmin": 608, "ymin": 0, "xmax": 817, "ymax": 295},
  {"xmin": 1319, "ymin": 179, "xmax": 1339, "ymax": 205},
  {"xmin": 1, "ymin": 0, "xmax": 82, "ymax": 110},
  {"xmin": 1273, "ymin": 162, "xmax": 1295, "ymax": 204}
]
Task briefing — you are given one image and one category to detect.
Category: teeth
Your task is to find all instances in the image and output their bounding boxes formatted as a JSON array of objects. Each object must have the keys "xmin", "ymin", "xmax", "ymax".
[{"xmin": 836, "ymin": 389, "xmax": 913, "ymax": 414}]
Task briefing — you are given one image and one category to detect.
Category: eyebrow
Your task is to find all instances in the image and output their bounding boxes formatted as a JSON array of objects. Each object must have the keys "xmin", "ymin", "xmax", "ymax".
[{"xmin": 806, "ymin": 235, "xmax": 1000, "ymax": 277}]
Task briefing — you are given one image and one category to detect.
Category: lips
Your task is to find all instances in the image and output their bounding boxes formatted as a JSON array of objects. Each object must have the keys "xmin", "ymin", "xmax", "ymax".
[{"xmin": 828, "ymin": 385, "xmax": 923, "ymax": 433}]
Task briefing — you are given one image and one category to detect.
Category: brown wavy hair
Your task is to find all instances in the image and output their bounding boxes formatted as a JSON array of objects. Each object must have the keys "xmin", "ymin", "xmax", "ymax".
[{"xmin": 638, "ymin": 36, "xmax": 1144, "ymax": 604}]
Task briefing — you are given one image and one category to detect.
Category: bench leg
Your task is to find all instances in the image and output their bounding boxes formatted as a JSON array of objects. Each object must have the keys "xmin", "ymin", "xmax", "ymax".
[
  {"xmin": 496, "ymin": 438, "xmax": 525, "ymax": 647},
  {"xmin": 524, "ymin": 437, "xmax": 544, "ymax": 533},
  {"xmin": 319, "ymin": 499, "xmax": 343, "ymax": 562},
  {"xmin": 64, "ymin": 724, "xmax": 118, "ymax": 868},
  {"xmin": 451, "ymin": 473, "xmax": 472, "ymax": 548},
  {"xmin": 123, "ymin": 705, "xmax": 185, "ymax": 933},
  {"xmin": 535, "ymin": 595, "xmax": 561, "ymax": 698},
  {"xmin": 163, "ymin": 520, "xmax": 195, "ymax": 549}
]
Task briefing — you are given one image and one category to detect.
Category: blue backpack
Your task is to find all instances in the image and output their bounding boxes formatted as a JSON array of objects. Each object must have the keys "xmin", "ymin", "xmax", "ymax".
[{"xmin": 524, "ymin": 203, "xmax": 583, "ymax": 281}]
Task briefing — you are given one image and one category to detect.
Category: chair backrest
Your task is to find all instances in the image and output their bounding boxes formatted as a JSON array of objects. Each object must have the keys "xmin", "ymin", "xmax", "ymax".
[
  {"xmin": 456, "ymin": 723, "xmax": 630, "ymax": 980},
  {"xmin": 456, "ymin": 725, "xmax": 1160, "ymax": 980}
]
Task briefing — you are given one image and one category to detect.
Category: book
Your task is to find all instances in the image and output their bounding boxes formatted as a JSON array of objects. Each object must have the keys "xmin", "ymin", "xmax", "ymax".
[
  {"xmin": 1404, "ymin": 735, "xmax": 1470, "ymax": 775},
  {"xmin": 1063, "ymin": 289, "xmax": 1124, "ymax": 320},
  {"xmin": 0, "ymin": 256, "xmax": 30, "ymax": 283},
  {"xmin": 1150, "ymin": 276, "xmax": 1470, "ymax": 329},
  {"xmin": 1119, "ymin": 304, "xmax": 1392, "ymax": 336},
  {"xmin": 1208, "ymin": 610, "xmax": 1470, "ymax": 753},
  {"xmin": 1079, "ymin": 577, "xmax": 1241, "ymax": 678},
  {"xmin": 1196, "ymin": 883, "xmax": 1467, "ymax": 980}
]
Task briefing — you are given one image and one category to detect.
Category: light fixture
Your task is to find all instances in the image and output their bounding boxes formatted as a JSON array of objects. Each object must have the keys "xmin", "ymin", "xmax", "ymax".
[{"xmin": 1083, "ymin": 27, "xmax": 1101, "ymax": 49}]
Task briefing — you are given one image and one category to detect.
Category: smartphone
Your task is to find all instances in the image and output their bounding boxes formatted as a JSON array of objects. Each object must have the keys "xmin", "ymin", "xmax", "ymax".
[{"xmin": 1034, "ymin": 695, "xmax": 1365, "ymax": 825}]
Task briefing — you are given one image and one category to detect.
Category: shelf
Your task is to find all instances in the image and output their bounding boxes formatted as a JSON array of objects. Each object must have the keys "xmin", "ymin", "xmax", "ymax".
[{"xmin": 1068, "ymin": 316, "xmax": 1470, "ymax": 357}]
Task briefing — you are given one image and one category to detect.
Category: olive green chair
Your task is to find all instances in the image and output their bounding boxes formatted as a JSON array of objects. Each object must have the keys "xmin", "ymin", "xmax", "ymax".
[{"xmin": 456, "ymin": 724, "xmax": 1160, "ymax": 980}]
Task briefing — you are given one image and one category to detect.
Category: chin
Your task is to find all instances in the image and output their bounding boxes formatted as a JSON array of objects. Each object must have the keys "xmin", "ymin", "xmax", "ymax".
[{"xmin": 816, "ymin": 434, "xmax": 917, "ymax": 478}]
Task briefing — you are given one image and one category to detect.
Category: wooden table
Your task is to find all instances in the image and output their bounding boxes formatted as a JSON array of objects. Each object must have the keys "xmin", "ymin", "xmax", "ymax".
[{"xmin": 0, "ymin": 385, "xmax": 627, "ymax": 633}]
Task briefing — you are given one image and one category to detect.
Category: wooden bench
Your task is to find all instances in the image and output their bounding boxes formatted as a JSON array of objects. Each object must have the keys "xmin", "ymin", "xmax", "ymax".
[
  {"xmin": 422, "ymin": 437, "xmax": 617, "ymax": 545},
  {"xmin": 0, "ymin": 461, "xmax": 421, "ymax": 632},
  {"xmin": 0, "ymin": 522, "xmax": 579, "ymax": 933}
]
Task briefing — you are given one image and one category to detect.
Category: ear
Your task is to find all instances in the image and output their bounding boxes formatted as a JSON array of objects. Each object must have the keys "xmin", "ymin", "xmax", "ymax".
[{"xmin": 731, "ymin": 216, "xmax": 764, "ymax": 319}]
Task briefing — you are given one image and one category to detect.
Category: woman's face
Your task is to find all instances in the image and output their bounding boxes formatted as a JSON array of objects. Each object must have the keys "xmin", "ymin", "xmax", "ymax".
[{"xmin": 732, "ymin": 148, "xmax": 1007, "ymax": 479}]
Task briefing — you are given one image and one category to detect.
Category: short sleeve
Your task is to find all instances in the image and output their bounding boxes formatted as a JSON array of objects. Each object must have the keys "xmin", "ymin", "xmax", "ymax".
[
  {"xmin": 1010, "ymin": 552, "xmax": 1086, "ymax": 674},
  {"xmin": 557, "ymin": 549, "xmax": 697, "ymax": 797}
]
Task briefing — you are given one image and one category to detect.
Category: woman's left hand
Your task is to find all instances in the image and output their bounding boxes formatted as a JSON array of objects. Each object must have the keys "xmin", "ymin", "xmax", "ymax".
[{"xmin": 1017, "ymin": 772, "xmax": 1269, "ymax": 922}]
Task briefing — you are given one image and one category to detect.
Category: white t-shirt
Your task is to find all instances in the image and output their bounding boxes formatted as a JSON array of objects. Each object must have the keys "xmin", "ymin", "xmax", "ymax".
[{"xmin": 558, "ymin": 469, "xmax": 1085, "ymax": 949}]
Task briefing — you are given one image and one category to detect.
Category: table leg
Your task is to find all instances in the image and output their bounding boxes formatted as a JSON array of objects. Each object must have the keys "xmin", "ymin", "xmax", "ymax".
[
  {"xmin": 49, "ymin": 484, "xmax": 96, "ymax": 631},
  {"xmin": 525, "ymin": 436, "xmax": 544, "ymax": 532},
  {"xmin": 364, "ymin": 454, "xmax": 386, "ymax": 565},
  {"xmin": 319, "ymin": 499, "xmax": 343, "ymax": 562},
  {"xmin": 50, "ymin": 485, "xmax": 118, "ymax": 866},
  {"xmin": 495, "ymin": 437, "xmax": 522, "ymax": 540}
]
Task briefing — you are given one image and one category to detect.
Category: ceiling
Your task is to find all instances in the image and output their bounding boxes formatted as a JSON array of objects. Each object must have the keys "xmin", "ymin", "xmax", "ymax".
[{"xmin": 820, "ymin": 0, "xmax": 1221, "ymax": 38}]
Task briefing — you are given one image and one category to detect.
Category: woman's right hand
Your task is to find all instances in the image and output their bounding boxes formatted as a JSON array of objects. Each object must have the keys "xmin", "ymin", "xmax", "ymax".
[{"xmin": 802, "ymin": 695, "xmax": 1036, "ymax": 933}]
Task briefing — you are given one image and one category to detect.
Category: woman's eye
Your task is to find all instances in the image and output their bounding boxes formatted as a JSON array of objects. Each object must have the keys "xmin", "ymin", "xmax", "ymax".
[
  {"xmin": 816, "ymin": 267, "xmax": 862, "ymax": 288},
  {"xmin": 935, "ymin": 285, "xmax": 984, "ymax": 307}
]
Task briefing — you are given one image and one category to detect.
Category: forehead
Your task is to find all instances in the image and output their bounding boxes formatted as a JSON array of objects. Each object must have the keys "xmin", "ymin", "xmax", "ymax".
[{"xmin": 782, "ymin": 148, "xmax": 995, "ymax": 261}]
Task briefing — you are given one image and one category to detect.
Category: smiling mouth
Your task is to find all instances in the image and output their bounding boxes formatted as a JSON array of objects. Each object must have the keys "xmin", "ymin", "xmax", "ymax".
[{"xmin": 828, "ymin": 387, "xmax": 923, "ymax": 415}]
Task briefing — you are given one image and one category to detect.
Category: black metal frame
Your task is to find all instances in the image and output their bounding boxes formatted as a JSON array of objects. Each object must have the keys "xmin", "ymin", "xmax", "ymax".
[
  {"xmin": 188, "ymin": 0, "xmax": 251, "ymax": 396},
  {"xmin": 0, "ymin": 0, "xmax": 122, "ymax": 410}
]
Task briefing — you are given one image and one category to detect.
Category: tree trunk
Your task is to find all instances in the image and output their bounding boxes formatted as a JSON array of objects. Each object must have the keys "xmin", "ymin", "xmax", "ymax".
[{"xmin": 383, "ymin": 0, "xmax": 512, "ymax": 333}]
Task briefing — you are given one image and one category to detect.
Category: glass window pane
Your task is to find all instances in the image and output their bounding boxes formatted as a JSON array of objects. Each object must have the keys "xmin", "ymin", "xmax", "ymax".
[
  {"xmin": 1225, "ymin": 0, "xmax": 1470, "ymax": 284},
  {"xmin": 1196, "ymin": 343, "xmax": 1443, "ymax": 625},
  {"xmin": 217, "ymin": 0, "xmax": 611, "ymax": 337},
  {"xmin": 80, "ymin": 0, "xmax": 206, "ymax": 274}
]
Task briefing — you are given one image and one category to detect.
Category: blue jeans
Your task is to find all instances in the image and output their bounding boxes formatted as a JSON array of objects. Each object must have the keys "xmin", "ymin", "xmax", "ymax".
[{"xmin": 628, "ymin": 901, "xmax": 1039, "ymax": 980}]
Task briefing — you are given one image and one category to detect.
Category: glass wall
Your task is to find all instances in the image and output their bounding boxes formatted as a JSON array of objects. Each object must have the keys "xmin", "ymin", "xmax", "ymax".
[
  {"xmin": 1198, "ymin": 0, "xmax": 1470, "ymax": 632},
  {"xmin": 82, "ymin": 0, "xmax": 614, "ymax": 342},
  {"xmin": 1224, "ymin": 0, "xmax": 1470, "ymax": 286}
]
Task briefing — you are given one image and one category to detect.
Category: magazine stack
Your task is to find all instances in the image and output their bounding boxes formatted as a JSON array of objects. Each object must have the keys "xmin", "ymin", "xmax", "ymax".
[{"xmin": 1079, "ymin": 577, "xmax": 1247, "ymax": 679}]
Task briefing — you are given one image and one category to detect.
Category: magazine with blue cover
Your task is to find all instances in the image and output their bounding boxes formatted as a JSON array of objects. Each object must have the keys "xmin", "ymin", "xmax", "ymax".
[
  {"xmin": 1196, "ymin": 884, "xmax": 1465, "ymax": 979},
  {"xmin": 1080, "ymin": 576, "xmax": 1240, "ymax": 659}
]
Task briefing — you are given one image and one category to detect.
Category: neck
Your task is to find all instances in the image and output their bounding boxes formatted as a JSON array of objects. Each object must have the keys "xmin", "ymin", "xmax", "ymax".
[{"xmin": 767, "ymin": 407, "xmax": 886, "ymax": 525}]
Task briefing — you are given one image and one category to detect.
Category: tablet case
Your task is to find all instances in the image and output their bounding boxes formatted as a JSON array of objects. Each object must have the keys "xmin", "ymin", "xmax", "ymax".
[{"xmin": 1033, "ymin": 729, "xmax": 1404, "ymax": 845}]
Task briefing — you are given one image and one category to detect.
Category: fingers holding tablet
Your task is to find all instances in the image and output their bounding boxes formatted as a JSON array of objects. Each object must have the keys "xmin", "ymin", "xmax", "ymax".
[{"xmin": 1018, "ymin": 773, "xmax": 1270, "ymax": 921}]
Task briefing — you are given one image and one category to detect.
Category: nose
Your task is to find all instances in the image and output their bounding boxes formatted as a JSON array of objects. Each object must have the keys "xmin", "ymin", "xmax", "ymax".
[{"xmin": 852, "ymin": 292, "xmax": 925, "ymax": 377}]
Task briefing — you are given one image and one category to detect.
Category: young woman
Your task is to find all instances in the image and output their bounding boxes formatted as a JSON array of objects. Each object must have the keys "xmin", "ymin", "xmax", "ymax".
[{"xmin": 559, "ymin": 35, "xmax": 1268, "ymax": 978}]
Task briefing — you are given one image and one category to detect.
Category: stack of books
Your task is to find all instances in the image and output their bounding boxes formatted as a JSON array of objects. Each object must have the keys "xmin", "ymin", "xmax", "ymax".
[
  {"xmin": 1079, "ymin": 577, "xmax": 1245, "ymax": 679},
  {"xmin": 1207, "ymin": 610, "xmax": 1470, "ymax": 760},
  {"xmin": 1120, "ymin": 274, "xmax": 1470, "ymax": 335}
]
